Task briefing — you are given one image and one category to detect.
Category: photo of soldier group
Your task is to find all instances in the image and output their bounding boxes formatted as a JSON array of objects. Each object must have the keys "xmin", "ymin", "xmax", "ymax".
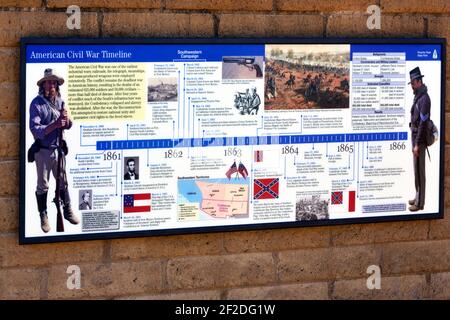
[
  {"xmin": 296, "ymin": 194, "xmax": 329, "ymax": 221},
  {"xmin": 265, "ymin": 45, "xmax": 350, "ymax": 110},
  {"xmin": 232, "ymin": 87, "xmax": 261, "ymax": 115}
]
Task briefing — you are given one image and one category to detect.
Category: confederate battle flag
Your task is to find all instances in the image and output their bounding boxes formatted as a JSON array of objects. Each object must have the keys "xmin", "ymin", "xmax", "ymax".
[{"xmin": 253, "ymin": 178, "xmax": 279, "ymax": 200}]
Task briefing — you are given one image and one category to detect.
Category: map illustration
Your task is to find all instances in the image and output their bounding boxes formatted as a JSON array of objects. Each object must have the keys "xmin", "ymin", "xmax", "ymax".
[{"xmin": 178, "ymin": 178, "xmax": 249, "ymax": 220}]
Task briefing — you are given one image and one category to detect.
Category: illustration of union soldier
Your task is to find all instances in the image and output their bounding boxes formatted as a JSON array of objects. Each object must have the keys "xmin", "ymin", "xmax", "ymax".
[{"xmin": 408, "ymin": 67, "xmax": 430, "ymax": 212}]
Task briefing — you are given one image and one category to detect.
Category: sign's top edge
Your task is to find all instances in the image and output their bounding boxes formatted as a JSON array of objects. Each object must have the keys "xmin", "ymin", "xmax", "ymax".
[{"xmin": 20, "ymin": 36, "xmax": 447, "ymax": 45}]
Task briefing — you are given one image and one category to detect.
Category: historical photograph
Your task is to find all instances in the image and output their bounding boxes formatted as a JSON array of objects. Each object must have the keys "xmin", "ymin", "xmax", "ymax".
[
  {"xmin": 148, "ymin": 77, "xmax": 178, "ymax": 102},
  {"xmin": 265, "ymin": 45, "xmax": 350, "ymax": 110},
  {"xmin": 79, "ymin": 189, "xmax": 92, "ymax": 211},
  {"xmin": 295, "ymin": 194, "xmax": 329, "ymax": 221},
  {"xmin": 124, "ymin": 157, "xmax": 140, "ymax": 181},
  {"xmin": 222, "ymin": 56, "xmax": 264, "ymax": 79}
]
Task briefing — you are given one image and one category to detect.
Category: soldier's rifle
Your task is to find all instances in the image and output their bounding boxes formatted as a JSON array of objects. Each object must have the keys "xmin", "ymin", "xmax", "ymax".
[{"xmin": 54, "ymin": 102, "xmax": 66, "ymax": 232}]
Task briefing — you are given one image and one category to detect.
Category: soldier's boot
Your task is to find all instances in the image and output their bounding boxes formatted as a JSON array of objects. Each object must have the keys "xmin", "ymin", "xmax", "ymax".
[
  {"xmin": 60, "ymin": 189, "xmax": 80, "ymax": 225},
  {"xmin": 36, "ymin": 191, "xmax": 50, "ymax": 233},
  {"xmin": 408, "ymin": 199, "xmax": 415, "ymax": 205},
  {"xmin": 409, "ymin": 204, "xmax": 424, "ymax": 212}
]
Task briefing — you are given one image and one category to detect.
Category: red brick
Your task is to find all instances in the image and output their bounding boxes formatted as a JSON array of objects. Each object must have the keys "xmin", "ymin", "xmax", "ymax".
[
  {"xmin": 111, "ymin": 233, "xmax": 223, "ymax": 260},
  {"xmin": 116, "ymin": 290, "xmax": 221, "ymax": 300},
  {"xmin": 430, "ymin": 272, "xmax": 450, "ymax": 299},
  {"xmin": 0, "ymin": 197, "xmax": 19, "ymax": 232},
  {"xmin": 277, "ymin": 245, "xmax": 380, "ymax": 283},
  {"xmin": 219, "ymin": 14, "xmax": 323, "ymax": 37},
  {"xmin": 47, "ymin": 260, "xmax": 163, "ymax": 299},
  {"xmin": 223, "ymin": 227, "xmax": 330, "ymax": 254},
  {"xmin": 166, "ymin": 0, "xmax": 273, "ymax": 11},
  {"xmin": 330, "ymin": 221, "xmax": 429, "ymax": 246},
  {"xmin": 382, "ymin": 0, "xmax": 450, "ymax": 13},
  {"xmin": 0, "ymin": 11, "xmax": 98, "ymax": 47},
  {"xmin": 327, "ymin": 14, "xmax": 424, "ymax": 37},
  {"xmin": 102, "ymin": 13, "xmax": 214, "ymax": 37},
  {"xmin": 0, "ymin": 123, "xmax": 19, "ymax": 158},
  {"xmin": 0, "ymin": 268, "xmax": 43, "ymax": 299},
  {"xmin": 0, "ymin": 0, "xmax": 42, "ymax": 7},
  {"xmin": 0, "ymin": 160, "xmax": 19, "ymax": 196},
  {"xmin": 226, "ymin": 282, "xmax": 328, "ymax": 299},
  {"xmin": 381, "ymin": 240, "xmax": 450, "ymax": 275},
  {"xmin": 0, "ymin": 48, "xmax": 19, "ymax": 84},
  {"xmin": 167, "ymin": 253, "xmax": 276, "ymax": 290},
  {"xmin": 47, "ymin": 0, "xmax": 161, "ymax": 8},
  {"xmin": 277, "ymin": 0, "xmax": 373, "ymax": 12},
  {"xmin": 0, "ymin": 83, "xmax": 19, "ymax": 121},
  {"xmin": 332, "ymin": 274, "xmax": 429, "ymax": 299},
  {"xmin": 0, "ymin": 234, "xmax": 105, "ymax": 267}
]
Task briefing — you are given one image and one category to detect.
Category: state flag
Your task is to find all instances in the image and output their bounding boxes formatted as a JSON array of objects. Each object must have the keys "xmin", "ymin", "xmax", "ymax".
[
  {"xmin": 253, "ymin": 178, "xmax": 279, "ymax": 200},
  {"xmin": 124, "ymin": 193, "xmax": 151, "ymax": 213}
]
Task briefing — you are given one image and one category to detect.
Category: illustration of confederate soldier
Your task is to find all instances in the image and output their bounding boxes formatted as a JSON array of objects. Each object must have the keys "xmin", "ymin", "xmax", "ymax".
[
  {"xmin": 29, "ymin": 68, "xmax": 79, "ymax": 232},
  {"xmin": 408, "ymin": 67, "xmax": 430, "ymax": 212}
]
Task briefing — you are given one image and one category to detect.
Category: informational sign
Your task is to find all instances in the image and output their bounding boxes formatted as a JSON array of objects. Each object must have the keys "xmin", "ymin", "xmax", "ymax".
[{"xmin": 20, "ymin": 38, "xmax": 445, "ymax": 244}]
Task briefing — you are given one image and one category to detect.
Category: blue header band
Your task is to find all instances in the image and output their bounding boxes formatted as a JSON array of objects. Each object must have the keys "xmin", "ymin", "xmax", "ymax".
[
  {"xmin": 27, "ymin": 43, "xmax": 442, "ymax": 63},
  {"xmin": 27, "ymin": 44, "xmax": 265, "ymax": 63}
]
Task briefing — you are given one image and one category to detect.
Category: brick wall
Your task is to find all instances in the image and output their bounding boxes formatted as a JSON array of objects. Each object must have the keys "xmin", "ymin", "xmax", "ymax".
[{"xmin": 0, "ymin": 0, "xmax": 449, "ymax": 300}]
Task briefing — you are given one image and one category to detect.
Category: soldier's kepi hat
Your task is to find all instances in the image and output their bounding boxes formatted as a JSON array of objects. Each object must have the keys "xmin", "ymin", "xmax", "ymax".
[
  {"xmin": 36, "ymin": 68, "xmax": 64, "ymax": 86},
  {"xmin": 408, "ymin": 66, "xmax": 424, "ymax": 84}
]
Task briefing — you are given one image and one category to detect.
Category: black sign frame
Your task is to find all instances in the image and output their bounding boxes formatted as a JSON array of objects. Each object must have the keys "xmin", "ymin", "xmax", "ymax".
[{"xmin": 19, "ymin": 37, "xmax": 446, "ymax": 244}]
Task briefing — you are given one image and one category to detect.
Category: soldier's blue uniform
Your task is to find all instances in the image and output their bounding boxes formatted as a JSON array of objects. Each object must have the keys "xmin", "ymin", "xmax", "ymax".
[{"xmin": 409, "ymin": 67, "xmax": 431, "ymax": 211}]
